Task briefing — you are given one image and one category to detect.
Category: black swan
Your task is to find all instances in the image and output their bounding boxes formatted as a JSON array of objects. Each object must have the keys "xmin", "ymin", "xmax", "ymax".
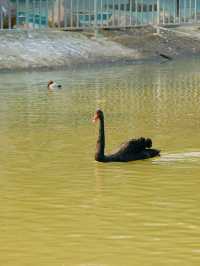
[{"xmin": 93, "ymin": 109, "xmax": 160, "ymax": 162}]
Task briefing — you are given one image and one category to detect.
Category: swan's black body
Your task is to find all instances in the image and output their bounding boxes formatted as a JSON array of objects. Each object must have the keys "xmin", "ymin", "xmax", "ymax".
[{"xmin": 94, "ymin": 110, "xmax": 160, "ymax": 162}]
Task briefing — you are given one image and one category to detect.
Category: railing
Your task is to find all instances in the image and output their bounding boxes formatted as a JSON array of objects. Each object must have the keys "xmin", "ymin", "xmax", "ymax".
[{"xmin": 0, "ymin": 0, "xmax": 200, "ymax": 30}]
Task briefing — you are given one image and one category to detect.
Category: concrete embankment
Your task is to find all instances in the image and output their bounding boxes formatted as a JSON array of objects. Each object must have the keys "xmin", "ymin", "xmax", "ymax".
[
  {"xmin": 0, "ymin": 30, "xmax": 140, "ymax": 71},
  {"xmin": 0, "ymin": 25, "xmax": 200, "ymax": 71},
  {"xmin": 102, "ymin": 25, "xmax": 200, "ymax": 60}
]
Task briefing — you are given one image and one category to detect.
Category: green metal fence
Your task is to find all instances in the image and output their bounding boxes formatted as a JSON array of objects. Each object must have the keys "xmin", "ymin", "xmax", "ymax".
[{"xmin": 0, "ymin": 0, "xmax": 200, "ymax": 30}]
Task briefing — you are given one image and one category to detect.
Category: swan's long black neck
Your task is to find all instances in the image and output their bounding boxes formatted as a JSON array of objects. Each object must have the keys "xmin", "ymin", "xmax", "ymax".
[{"xmin": 95, "ymin": 115, "xmax": 106, "ymax": 162}]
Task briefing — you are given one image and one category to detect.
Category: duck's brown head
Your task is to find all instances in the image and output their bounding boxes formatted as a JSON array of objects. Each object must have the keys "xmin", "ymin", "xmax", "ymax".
[{"xmin": 48, "ymin": 80, "xmax": 54, "ymax": 88}]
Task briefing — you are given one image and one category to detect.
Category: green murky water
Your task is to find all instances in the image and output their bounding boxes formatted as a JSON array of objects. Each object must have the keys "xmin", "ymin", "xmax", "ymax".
[{"xmin": 0, "ymin": 59, "xmax": 200, "ymax": 266}]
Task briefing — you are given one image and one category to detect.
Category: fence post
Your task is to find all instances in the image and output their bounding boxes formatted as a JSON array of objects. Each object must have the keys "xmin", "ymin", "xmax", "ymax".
[
  {"xmin": 76, "ymin": 0, "xmax": 79, "ymax": 28},
  {"xmin": 162, "ymin": 0, "xmax": 165, "ymax": 24},
  {"xmin": 174, "ymin": 0, "xmax": 176, "ymax": 23},
  {"xmin": 70, "ymin": 0, "xmax": 73, "ymax": 27},
  {"xmin": 195, "ymin": 0, "xmax": 197, "ymax": 23},
  {"xmin": 26, "ymin": 0, "xmax": 29, "ymax": 29},
  {"xmin": 46, "ymin": 0, "xmax": 49, "ymax": 27},
  {"xmin": 8, "ymin": 1, "xmax": 11, "ymax": 29},
  {"xmin": 51, "ymin": 0, "xmax": 54, "ymax": 27},
  {"xmin": 118, "ymin": 0, "xmax": 120, "ymax": 26},
  {"xmin": 141, "ymin": 0, "xmax": 143, "ymax": 25},
  {"xmin": 184, "ymin": 0, "xmax": 186, "ymax": 22},
  {"xmin": 33, "ymin": 0, "xmax": 35, "ymax": 29},
  {"xmin": 135, "ymin": 0, "xmax": 137, "ymax": 25},
  {"xmin": 64, "ymin": 0, "xmax": 67, "ymax": 28},
  {"xmin": 94, "ymin": 0, "xmax": 97, "ymax": 33},
  {"xmin": 112, "ymin": 0, "xmax": 115, "ymax": 27},
  {"xmin": 157, "ymin": 0, "xmax": 160, "ymax": 34},
  {"xmin": 0, "ymin": 9, "xmax": 3, "ymax": 30},
  {"xmin": 129, "ymin": 0, "xmax": 132, "ymax": 26},
  {"xmin": 39, "ymin": 0, "xmax": 42, "ymax": 28},
  {"xmin": 100, "ymin": 0, "xmax": 103, "ymax": 26},
  {"xmin": 16, "ymin": 0, "xmax": 19, "ymax": 28},
  {"xmin": 58, "ymin": 0, "xmax": 61, "ymax": 28}
]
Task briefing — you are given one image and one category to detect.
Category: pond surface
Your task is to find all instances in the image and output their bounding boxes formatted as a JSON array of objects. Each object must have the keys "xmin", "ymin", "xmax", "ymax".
[{"xmin": 0, "ymin": 59, "xmax": 200, "ymax": 266}]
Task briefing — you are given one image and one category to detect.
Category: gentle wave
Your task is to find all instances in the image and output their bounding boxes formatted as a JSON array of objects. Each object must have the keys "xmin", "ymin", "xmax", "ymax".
[{"xmin": 154, "ymin": 151, "xmax": 200, "ymax": 163}]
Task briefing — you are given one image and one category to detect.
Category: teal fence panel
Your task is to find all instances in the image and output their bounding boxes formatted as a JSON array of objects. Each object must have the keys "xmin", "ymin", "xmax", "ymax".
[{"xmin": 0, "ymin": 0, "xmax": 200, "ymax": 30}]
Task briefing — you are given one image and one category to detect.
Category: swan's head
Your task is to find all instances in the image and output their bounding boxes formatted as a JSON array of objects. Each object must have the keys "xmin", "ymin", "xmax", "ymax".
[{"xmin": 93, "ymin": 109, "xmax": 103, "ymax": 123}]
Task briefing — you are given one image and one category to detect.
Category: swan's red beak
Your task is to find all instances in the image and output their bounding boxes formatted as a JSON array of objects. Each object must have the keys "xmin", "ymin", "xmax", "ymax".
[{"xmin": 92, "ymin": 113, "xmax": 99, "ymax": 123}]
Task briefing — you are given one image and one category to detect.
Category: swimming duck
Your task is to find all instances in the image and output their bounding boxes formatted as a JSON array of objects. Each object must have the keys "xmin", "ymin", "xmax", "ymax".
[{"xmin": 48, "ymin": 80, "xmax": 62, "ymax": 90}]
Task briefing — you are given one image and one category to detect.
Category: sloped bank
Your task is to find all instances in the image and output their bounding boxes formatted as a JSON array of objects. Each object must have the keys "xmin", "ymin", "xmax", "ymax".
[
  {"xmin": 1, "ymin": 26, "xmax": 200, "ymax": 72},
  {"xmin": 102, "ymin": 25, "xmax": 200, "ymax": 59},
  {"xmin": 0, "ymin": 30, "xmax": 141, "ymax": 71}
]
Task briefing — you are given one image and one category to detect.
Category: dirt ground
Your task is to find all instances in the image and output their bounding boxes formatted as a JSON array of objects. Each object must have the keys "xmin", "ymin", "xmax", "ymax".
[{"xmin": 96, "ymin": 25, "xmax": 200, "ymax": 60}]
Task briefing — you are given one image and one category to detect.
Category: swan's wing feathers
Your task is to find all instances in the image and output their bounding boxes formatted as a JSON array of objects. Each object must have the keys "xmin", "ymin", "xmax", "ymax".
[
  {"xmin": 106, "ymin": 137, "xmax": 157, "ymax": 162},
  {"xmin": 114, "ymin": 137, "xmax": 152, "ymax": 155}
]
